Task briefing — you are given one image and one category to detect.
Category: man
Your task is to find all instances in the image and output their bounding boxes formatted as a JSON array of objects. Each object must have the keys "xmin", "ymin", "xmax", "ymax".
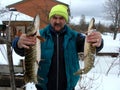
[{"xmin": 12, "ymin": 4, "xmax": 103, "ymax": 90}]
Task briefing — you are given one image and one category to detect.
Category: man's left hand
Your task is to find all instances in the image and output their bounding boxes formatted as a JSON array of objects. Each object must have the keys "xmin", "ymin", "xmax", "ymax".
[{"xmin": 86, "ymin": 31, "xmax": 102, "ymax": 47}]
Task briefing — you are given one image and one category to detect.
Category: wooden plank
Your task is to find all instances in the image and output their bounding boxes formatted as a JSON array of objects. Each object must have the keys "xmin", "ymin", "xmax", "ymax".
[
  {"xmin": 0, "ymin": 75, "xmax": 25, "ymax": 88},
  {"xmin": 3, "ymin": 21, "xmax": 32, "ymax": 26},
  {"xmin": 0, "ymin": 87, "xmax": 23, "ymax": 90},
  {"xmin": 0, "ymin": 65, "xmax": 24, "ymax": 74},
  {"xmin": 97, "ymin": 52, "xmax": 119, "ymax": 57}
]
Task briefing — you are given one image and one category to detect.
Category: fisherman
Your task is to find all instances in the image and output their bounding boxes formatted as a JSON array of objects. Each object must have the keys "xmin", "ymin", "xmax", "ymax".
[{"xmin": 12, "ymin": 4, "xmax": 103, "ymax": 90}]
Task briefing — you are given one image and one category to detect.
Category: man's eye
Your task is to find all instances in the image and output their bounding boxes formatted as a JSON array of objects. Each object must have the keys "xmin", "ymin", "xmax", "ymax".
[
  {"xmin": 53, "ymin": 16, "xmax": 57, "ymax": 19},
  {"xmin": 59, "ymin": 17, "xmax": 64, "ymax": 20}
]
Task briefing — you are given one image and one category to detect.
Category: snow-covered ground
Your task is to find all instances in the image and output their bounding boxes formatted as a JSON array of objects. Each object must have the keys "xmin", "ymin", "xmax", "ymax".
[
  {"xmin": 75, "ymin": 33, "xmax": 120, "ymax": 90},
  {"xmin": 0, "ymin": 33, "xmax": 120, "ymax": 90},
  {"xmin": 100, "ymin": 33, "xmax": 120, "ymax": 53}
]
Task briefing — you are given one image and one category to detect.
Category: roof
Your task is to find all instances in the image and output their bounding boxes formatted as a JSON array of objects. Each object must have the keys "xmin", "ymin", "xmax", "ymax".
[
  {"xmin": 6, "ymin": 0, "xmax": 70, "ymax": 28},
  {"xmin": 6, "ymin": 0, "xmax": 70, "ymax": 17}
]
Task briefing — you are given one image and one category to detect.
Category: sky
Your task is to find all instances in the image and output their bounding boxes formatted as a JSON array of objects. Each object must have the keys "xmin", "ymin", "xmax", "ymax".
[{"xmin": 0, "ymin": 0, "xmax": 112, "ymax": 25}]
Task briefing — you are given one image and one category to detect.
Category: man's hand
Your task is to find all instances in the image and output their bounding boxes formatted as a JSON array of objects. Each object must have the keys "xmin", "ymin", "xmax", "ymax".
[
  {"xmin": 86, "ymin": 31, "xmax": 102, "ymax": 47},
  {"xmin": 17, "ymin": 34, "xmax": 36, "ymax": 49}
]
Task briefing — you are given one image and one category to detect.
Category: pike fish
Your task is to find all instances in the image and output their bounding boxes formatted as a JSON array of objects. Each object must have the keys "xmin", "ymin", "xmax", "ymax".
[
  {"xmin": 24, "ymin": 14, "xmax": 44, "ymax": 83},
  {"xmin": 74, "ymin": 18, "xmax": 96, "ymax": 75}
]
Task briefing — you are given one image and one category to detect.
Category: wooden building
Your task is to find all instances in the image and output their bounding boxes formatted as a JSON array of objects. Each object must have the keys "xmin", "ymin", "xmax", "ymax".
[
  {"xmin": 6, "ymin": 0, "xmax": 70, "ymax": 29},
  {"xmin": 2, "ymin": 21, "xmax": 32, "ymax": 41}
]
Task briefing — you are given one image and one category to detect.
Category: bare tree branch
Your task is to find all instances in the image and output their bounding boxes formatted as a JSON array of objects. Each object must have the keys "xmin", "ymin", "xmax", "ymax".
[{"xmin": 104, "ymin": 0, "xmax": 120, "ymax": 39}]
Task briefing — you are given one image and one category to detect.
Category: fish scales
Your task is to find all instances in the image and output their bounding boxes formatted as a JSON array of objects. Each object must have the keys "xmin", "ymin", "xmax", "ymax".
[
  {"xmin": 24, "ymin": 44, "xmax": 38, "ymax": 83},
  {"xmin": 74, "ymin": 18, "xmax": 96, "ymax": 75},
  {"xmin": 24, "ymin": 14, "xmax": 40, "ymax": 84}
]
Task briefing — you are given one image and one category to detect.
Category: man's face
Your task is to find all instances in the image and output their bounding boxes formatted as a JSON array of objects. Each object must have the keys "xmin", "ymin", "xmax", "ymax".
[{"xmin": 50, "ymin": 15, "xmax": 66, "ymax": 31}]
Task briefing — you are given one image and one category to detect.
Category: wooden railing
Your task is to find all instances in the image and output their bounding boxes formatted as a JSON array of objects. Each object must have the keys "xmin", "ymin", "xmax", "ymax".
[
  {"xmin": 97, "ymin": 52, "xmax": 119, "ymax": 57},
  {"xmin": 0, "ymin": 60, "xmax": 25, "ymax": 90}
]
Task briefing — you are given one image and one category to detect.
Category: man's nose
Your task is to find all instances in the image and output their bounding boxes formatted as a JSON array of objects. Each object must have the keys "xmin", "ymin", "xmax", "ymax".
[{"xmin": 56, "ymin": 18, "xmax": 60, "ymax": 23}]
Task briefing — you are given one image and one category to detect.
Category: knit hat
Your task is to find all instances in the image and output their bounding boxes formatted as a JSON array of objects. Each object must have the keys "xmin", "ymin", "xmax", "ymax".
[{"xmin": 49, "ymin": 4, "xmax": 69, "ymax": 22}]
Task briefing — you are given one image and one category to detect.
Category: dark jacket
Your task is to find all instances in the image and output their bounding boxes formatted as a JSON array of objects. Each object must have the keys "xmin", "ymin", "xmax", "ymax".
[{"xmin": 12, "ymin": 24, "xmax": 103, "ymax": 90}]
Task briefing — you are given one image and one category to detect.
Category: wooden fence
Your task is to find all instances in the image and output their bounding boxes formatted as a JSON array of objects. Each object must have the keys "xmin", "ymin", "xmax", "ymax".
[{"xmin": 0, "ymin": 60, "xmax": 25, "ymax": 90}]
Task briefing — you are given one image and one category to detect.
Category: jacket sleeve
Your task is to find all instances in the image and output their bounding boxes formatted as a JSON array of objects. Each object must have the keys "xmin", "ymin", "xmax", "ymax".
[
  {"xmin": 76, "ymin": 33, "xmax": 85, "ymax": 52},
  {"xmin": 12, "ymin": 37, "xmax": 25, "ymax": 56},
  {"xmin": 76, "ymin": 33, "xmax": 104, "ymax": 53}
]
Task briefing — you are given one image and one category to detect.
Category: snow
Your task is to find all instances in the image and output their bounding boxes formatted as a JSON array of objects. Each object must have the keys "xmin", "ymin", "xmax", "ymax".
[
  {"xmin": 0, "ymin": 44, "xmax": 24, "ymax": 65},
  {"xmin": 0, "ymin": 11, "xmax": 33, "ymax": 23},
  {"xmin": 99, "ymin": 74, "xmax": 120, "ymax": 90},
  {"xmin": 0, "ymin": 33, "xmax": 120, "ymax": 90},
  {"xmin": 100, "ymin": 33, "xmax": 120, "ymax": 53},
  {"xmin": 75, "ymin": 73, "xmax": 120, "ymax": 90},
  {"xmin": 74, "ymin": 54, "xmax": 120, "ymax": 90}
]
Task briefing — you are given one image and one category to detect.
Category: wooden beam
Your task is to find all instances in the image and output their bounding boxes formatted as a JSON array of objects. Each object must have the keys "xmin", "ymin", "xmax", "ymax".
[
  {"xmin": 3, "ymin": 21, "xmax": 32, "ymax": 26},
  {"xmin": 0, "ymin": 65, "xmax": 23, "ymax": 74},
  {"xmin": 97, "ymin": 52, "xmax": 119, "ymax": 57},
  {"xmin": 0, "ymin": 75, "xmax": 24, "ymax": 88},
  {"xmin": 0, "ymin": 87, "xmax": 23, "ymax": 90}
]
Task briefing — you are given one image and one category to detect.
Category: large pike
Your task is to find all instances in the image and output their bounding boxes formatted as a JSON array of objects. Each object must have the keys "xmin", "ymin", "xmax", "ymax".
[
  {"xmin": 24, "ymin": 14, "xmax": 44, "ymax": 83},
  {"xmin": 74, "ymin": 18, "xmax": 96, "ymax": 75}
]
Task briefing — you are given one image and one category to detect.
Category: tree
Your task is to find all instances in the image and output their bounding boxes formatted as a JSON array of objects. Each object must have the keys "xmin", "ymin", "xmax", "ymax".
[
  {"xmin": 104, "ymin": 0, "xmax": 120, "ymax": 39},
  {"xmin": 0, "ymin": 3, "xmax": 8, "ymax": 18},
  {"xmin": 97, "ymin": 21, "xmax": 107, "ymax": 33},
  {"xmin": 79, "ymin": 15, "xmax": 88, "ymax": 32}
]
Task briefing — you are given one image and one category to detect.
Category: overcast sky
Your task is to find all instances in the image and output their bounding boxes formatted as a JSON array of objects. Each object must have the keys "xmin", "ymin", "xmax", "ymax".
[
  {"xmin": 58, "ymin": 0, "xmax": 111, "ymax": 25},
  {"xmin": 0, "ymin": 0, "xmax": 111, "ymax": 25}
]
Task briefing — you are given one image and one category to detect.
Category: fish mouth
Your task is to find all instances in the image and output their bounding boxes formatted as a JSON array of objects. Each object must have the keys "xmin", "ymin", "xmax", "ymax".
[
  {"xmin": 30, "ymin": 31, "xmax": 37, "ymax": 36},
  {"xmin": 26, "ymin": 30, "xmax": 37, "ymax": 37}
]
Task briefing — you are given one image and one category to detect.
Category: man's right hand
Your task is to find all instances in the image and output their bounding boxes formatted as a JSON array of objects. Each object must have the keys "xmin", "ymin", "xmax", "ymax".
[{"xmin": 17, "ymin": 34, "xmax": 36, "ymax": 49}]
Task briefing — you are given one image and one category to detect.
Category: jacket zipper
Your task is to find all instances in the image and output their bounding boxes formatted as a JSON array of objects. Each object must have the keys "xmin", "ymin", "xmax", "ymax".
[{"xmin": 56, "ymin": 34, "xmax": 59, "ymax": 90}]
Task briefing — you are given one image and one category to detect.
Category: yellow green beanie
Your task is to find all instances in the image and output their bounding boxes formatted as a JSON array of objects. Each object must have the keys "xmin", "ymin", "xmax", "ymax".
[{"xmin": 49, "ymin": 4, "xmax": 69, "ymax": 22}]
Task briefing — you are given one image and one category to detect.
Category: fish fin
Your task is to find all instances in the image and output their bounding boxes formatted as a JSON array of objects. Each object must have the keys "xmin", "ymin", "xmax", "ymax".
[{"xmin": 36, "ymin": 36, "xmax": 45, "ymax": 42}]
